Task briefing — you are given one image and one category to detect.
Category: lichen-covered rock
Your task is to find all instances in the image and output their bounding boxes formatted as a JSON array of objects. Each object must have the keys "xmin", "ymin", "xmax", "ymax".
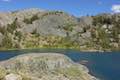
[
  {"xmin": 5, "ymin": 73, "xmax": 22, "ymax": 80},
  {"xmin": 0, "ymin": 67, "xmax": 7, "ymax": 80},
  {"xmin": 0, "ymin": 53, "xmax": 98, "ymax": 80}
]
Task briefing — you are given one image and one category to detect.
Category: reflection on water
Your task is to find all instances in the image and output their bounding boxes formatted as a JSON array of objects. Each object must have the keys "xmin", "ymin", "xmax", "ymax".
[{"xmin": 79, "ymin": 60, "xmax": 89, "ymax": 65}]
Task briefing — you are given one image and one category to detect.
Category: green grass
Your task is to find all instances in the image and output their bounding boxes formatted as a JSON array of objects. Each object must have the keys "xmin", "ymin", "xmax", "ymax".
[{"xmin": 56, "ymin": 66, "xmax": 82, "ymax": 78}]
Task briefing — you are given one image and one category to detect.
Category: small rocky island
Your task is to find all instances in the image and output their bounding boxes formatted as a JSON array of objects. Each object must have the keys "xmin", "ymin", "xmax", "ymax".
[{"xmin": 0, "ymin": 53, "xmax": 98, "ymax": 80}]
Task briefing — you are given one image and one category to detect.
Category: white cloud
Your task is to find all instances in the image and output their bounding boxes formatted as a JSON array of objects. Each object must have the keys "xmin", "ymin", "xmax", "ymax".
[
  {"xmin": 1, "ymin": 0, "xmax": 11, "ymax": 2},
  {"xmin": 111, "ymin": 5, "xmax": 120, "ymax": 13}
]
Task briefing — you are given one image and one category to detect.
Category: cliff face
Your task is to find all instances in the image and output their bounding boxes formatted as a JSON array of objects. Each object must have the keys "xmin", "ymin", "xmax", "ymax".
[
  {"xmin": 0, "ymin": 53, "xmax": 98, "ymax": 80},
  {"xmin": 0, "ymin": 8, "xmax": 119, "ymax": 51}
]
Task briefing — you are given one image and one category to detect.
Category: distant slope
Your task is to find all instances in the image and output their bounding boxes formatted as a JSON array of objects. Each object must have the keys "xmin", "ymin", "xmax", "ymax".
[{"xmin": 0, "ymin": 8, "xmax": 119, "ymax": 51}]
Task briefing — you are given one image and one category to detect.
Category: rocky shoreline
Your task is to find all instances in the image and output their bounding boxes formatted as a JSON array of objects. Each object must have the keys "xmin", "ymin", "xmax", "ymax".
[{"xmin": 0, "ymin": 53, "xmax": 99, "ymax": 80}]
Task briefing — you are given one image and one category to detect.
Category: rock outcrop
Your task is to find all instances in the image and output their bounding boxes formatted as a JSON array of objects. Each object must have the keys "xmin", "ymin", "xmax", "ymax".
[{"xmin": 0, "ymin": 53, "xmax": 98, "ymax": 80}]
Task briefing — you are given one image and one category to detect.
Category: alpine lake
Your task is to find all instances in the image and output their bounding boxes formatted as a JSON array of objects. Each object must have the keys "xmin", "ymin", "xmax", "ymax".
[{"xmin": 0, "ymin": 48, "xmax": 119, "ymax": 80}]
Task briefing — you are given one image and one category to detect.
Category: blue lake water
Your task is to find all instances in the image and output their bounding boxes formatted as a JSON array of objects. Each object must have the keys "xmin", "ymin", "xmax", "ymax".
[{"xmin": 0, "ymin": 48, "xmax": 120, "ymax": 80}]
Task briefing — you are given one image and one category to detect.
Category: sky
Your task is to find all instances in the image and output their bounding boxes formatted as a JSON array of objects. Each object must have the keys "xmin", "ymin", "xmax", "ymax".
[{"xmin": 0, "ymin": 0, "xmax": 120, "ymax": 16}]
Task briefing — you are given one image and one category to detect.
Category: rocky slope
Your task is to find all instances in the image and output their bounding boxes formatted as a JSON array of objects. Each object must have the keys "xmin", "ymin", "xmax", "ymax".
[
  {"xmin": 0, "ymin": 8, "xmax": 119, "ymax": 51},
  {"xmin": 0, "ymin": 53, "xmax": 98, "ymax": 80}
]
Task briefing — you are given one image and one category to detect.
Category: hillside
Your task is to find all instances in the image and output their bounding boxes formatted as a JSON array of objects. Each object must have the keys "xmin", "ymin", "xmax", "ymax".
[{"xmin": 0, "ymin": 8, "xmax": 119, "ymax": 51}]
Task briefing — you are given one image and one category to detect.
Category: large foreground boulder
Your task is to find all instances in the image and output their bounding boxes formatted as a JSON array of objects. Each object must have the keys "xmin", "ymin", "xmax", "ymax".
[{"xmin": 0, "ymin": 53, "xmax": 99, "ymax": 80}]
